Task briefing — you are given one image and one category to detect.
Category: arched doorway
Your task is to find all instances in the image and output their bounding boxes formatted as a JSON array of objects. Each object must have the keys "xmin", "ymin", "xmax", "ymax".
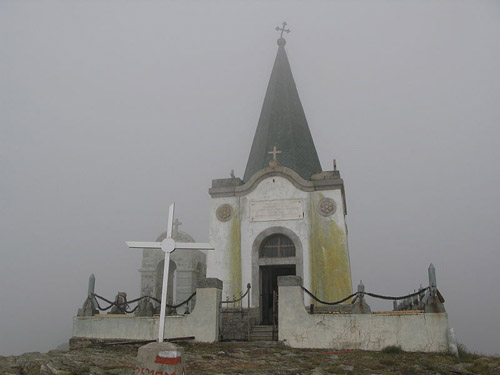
[
  {"xmin": 252, "ymin": 227, "xmax": 303, "ymax": 324},
  {"xmin": 258, "ymin": 233, "xmax": 298, "ymax": 325}
]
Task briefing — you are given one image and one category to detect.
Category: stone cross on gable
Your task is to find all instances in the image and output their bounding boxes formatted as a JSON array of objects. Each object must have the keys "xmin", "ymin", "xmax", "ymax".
[
  {"xmin": 126, "ymin": 203, "xmax": 214, "ymax": 343},
  {"xmin": 268, "ymin": 146, "xmax": 282, "ymax": 161}
]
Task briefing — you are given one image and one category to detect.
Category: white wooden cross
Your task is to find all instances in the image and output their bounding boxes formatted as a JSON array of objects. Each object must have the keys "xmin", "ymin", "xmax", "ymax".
[{"xmin": 126, "ymin": 203, "xmax": 214, "ymax": 342}]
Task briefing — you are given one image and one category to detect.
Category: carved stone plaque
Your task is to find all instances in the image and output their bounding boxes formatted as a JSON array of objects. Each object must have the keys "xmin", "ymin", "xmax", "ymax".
[
  {"xmin": 216, "ymin": 204, "xmax": 233, "ymax": 222},
  {"xmin": 250, "ymin": 199, "xmax": 303, "ymax": 222},
  {"xmin": 319, "ymin": 198, "xmax": 336, "ymax": 217}
]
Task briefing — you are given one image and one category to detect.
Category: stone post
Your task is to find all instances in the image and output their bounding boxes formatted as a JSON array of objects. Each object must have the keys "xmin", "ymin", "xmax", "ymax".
[
  {"xmin": 351, "ymin": 280, "xmax": 371, "ymax": 314},
  {"xmin": 277, "ymin": 276, "xmax": 306, "ymax": 343},
  {"xmin": 357, "ymin": 280, "xmax": 365, "ymax": 296},
  {"xmin": 424, "ymin": 263, "xmax": 446, "ymax": 313},
  {"xmin": 136, "ymin": 342, "xmax": 185, "ymax": 375},
  {"xmin": 88, "ymin": 273, "xmax": 95, "ymax": 298},
  {"xmin": 427, "ymin": 263, "xmax": 437, "ymax": 295},
  {"xmin": 412, "ymin": 294, "xmax": 419, "ymax": 309},
  {"xmin": 188, "ymin": 278, "xmax": 223, "ymax": 342},
  {"xmin": 136, "ymin": 296, "xmax": 155, "ymax": 317},
  {"xmin": 88, "ymin": 273, "xmax": 98, "ymax": 311},
  {"xmin": 418, "ymin": 285, "xmax": 426, "ymax": 310},
  {"xmin": 77, "ymin": 274, "xmax": 98, "ymax": 316},
  {"xmin": 109, "ymin": 292, "xmax": 128, "ymax": 314}
]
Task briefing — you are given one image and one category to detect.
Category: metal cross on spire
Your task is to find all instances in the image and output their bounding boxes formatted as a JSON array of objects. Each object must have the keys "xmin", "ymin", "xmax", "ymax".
[
  {"xmin": 125, "ymin": 203, "xmax": 214, "ymax": 343},
  {"xmin": 275, "ymin": 21, "xmax": 290, "ymax": 38}
]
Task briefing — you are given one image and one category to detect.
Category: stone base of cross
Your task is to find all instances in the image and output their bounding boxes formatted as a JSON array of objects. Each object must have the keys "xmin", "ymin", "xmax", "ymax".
[{"xmin": 126, "ymin": 203, "xmax": 214, "ymax": 342}]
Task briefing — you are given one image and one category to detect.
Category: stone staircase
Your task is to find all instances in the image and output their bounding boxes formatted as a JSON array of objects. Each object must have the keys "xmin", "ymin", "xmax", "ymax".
[{"xmin": 249, "ymin": 325, "xmax": 275, "ymax": 341}]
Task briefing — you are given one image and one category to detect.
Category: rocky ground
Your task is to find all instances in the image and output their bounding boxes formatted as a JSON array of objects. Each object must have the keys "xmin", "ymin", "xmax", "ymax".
[{"xmin": 1, "ymin": 341, "xmax": 499, "ymax": 375}]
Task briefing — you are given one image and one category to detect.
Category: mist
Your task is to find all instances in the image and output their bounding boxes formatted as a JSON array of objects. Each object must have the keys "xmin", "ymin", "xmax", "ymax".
[{"xmin": 1, "ymin": 1, "xmax": 499, "ymax": 356}]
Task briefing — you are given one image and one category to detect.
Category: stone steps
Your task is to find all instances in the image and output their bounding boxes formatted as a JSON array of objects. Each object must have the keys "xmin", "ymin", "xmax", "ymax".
[{"xmin": 249, "ymin": 325, "xmax": 275, "ymax": 341}]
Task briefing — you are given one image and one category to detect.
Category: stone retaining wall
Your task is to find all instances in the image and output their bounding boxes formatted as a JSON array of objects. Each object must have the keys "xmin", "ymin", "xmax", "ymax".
[
  {"xmin": 72, "ymin": 278, "xmax": 222, "ymax": 343},
  {"xmin": 278, "ymin": 276, "xmax": 450, "ymax": 352}
]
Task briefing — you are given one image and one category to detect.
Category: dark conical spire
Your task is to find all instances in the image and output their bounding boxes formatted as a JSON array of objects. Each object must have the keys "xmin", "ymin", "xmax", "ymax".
[{"xmin": 243, "ymin": 30, "xmax": 322, "ymax": 182}]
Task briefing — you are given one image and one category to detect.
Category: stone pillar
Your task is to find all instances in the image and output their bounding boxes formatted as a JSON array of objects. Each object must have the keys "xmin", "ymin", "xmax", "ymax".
[
  {"xmin": 424, "ymin": 263, "xmax": 446, "ymax": 313},
  {"xmin": 136, "ymin": 297, "xmax": 155, "ymax": 317},
  {"xmin": 351, "ymin": 280, "xmax": 371, "ymax": 314},
  {"xmin": 187, "ymin": 278, "xmax": 223, "ymax": 342},
  {"xmin": 77, "ymin": 274, "xmax": 98, "ymax": 317},
  {"xmin": 277, "ymin": 276, "xmax": 308, "ymax": 342},
  {"xmin": 136, "ymin": 342, "xmax": 185, "ymax": 375}
]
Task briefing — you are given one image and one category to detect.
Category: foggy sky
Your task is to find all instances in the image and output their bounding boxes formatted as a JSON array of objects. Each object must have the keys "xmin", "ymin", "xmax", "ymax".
[{"xmin": 1, "ymin": 1, "xmax": 499, "ymax": 356}]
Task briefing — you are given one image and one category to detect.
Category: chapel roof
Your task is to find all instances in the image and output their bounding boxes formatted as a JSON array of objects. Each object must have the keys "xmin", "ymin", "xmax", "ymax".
[{"xmin": 243, "ymin": 35, "xmax": 322, "ymax": 182}]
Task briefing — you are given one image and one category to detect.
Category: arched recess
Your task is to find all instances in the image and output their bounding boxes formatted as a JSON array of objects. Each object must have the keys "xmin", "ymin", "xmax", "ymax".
[
  {"xmin": 251, "ymin": 227, "xmax": 303, "ymax": 314},
  {"xmin": 155, "ymin": 259, "xmax": 177, "ymax": 307}
]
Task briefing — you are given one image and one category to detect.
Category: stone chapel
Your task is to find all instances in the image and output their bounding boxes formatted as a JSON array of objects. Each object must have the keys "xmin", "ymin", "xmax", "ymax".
[
  {"xmin": 75, "ymin": 29, "xmax": 449, "ymax": 351},
  {"xmin": 206, "ymin": 34, "xmax": 353, "ymax": 324},
  {"xmin": 139, "ymin": 32, "xmax": 353, "ymax": 325}
]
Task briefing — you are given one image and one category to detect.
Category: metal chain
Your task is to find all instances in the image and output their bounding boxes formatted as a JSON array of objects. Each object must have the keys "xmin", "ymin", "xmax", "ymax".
[
  {"xmin": 301, "ymin": 286, "xmax": 430, "ymax": 305},
  {"xmin": 364, "ymin": 288, "xmax": 429, "ymax": 301},
  {"xmin": 302, "ymin": 288, "xmax": 358, "ymax": 305},
  {"xmin": 92, "ymin": 292, "xmax": 196, "ymax": 313},
  {"xmin": 221, "ymin": 284, "xmax": 251, "ymax": 304}
]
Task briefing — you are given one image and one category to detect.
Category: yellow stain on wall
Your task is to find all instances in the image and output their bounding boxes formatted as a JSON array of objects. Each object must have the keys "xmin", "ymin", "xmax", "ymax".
[
  {"xmin": 229, "ymin": 214, "xmax": 242, "ymax": 299},
  {"xmin": 309, "ymin": 194, "xmax": 353, "ymax": 303}
]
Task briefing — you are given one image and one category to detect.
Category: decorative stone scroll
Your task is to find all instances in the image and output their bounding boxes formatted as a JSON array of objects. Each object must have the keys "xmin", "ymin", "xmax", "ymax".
[
  {"xmin": 319, "ymin": 198, "xmax": 336, "ymax": 217},
  {"xmin": 216, "ymin": 204, "xmax": 233, "ymax": 222}
]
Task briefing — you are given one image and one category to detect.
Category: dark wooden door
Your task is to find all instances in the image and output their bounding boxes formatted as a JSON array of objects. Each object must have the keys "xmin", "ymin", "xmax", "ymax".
[{"xmin": 261, "ymin": 265, "xmax": 296, "ymax": 325}]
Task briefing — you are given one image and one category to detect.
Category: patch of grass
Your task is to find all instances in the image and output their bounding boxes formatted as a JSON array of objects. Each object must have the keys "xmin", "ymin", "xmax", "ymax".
[
  {"xmin": 457, "ymin": 343, "xmax": 480, "ymax": 362},
  {"xmin": 470, "ymin": 360, "xmax": 490, "ymax": 374},
  {"xmin": 457, "ymin": 343, "xmax": 470, "ymax": 359},
  {"xmin": 370, "ymin": 363, "xmax": 386, "ymax": 371},
  {"xmin": 421, "ymin": 361, "xmax": 437, "ymax": 372},
  {"xmin": 381, "ymin": 345, "xmax": 404, "ymax": 354},
  {"xmin": 379, "ymin": 358, "xmax": 396, "ymax": 366},
  {"xmin": 307, "ymin": 356, "xmax": 323, "ymax": 367},
  {"xmin": 325, "ymin": 366, "xmax": 344, "ymax": 374},
  {"xmin": 400, "ymin": 366, "xmax": 418, "ymax": 375}
]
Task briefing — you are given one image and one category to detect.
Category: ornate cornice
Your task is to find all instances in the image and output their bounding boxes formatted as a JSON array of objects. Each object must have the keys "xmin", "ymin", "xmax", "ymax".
[{"xmin": 209, "ymin": 166, "xmax": 345, "ymax": 200}]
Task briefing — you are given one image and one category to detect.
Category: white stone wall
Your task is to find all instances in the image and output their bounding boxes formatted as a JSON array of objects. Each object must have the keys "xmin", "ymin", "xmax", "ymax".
[{"xmin": 278, "ymin": 279, "xmax": 449, "ymax": 352}]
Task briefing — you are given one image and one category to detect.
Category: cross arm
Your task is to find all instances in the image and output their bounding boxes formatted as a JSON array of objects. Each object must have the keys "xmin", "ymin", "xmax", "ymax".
[
  {"xmin": 126, "ymin": 241, "xmax": 162, "ymax": 249},
  {"xmin": 175, "ymin": 242, "xmax": 215, "ymax": 251}
]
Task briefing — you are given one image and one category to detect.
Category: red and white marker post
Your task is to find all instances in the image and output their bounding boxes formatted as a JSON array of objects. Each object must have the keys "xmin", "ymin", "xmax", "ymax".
[{"xmin": 136, "ymin": 342, "xmax": 185, "ymax": 375}]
